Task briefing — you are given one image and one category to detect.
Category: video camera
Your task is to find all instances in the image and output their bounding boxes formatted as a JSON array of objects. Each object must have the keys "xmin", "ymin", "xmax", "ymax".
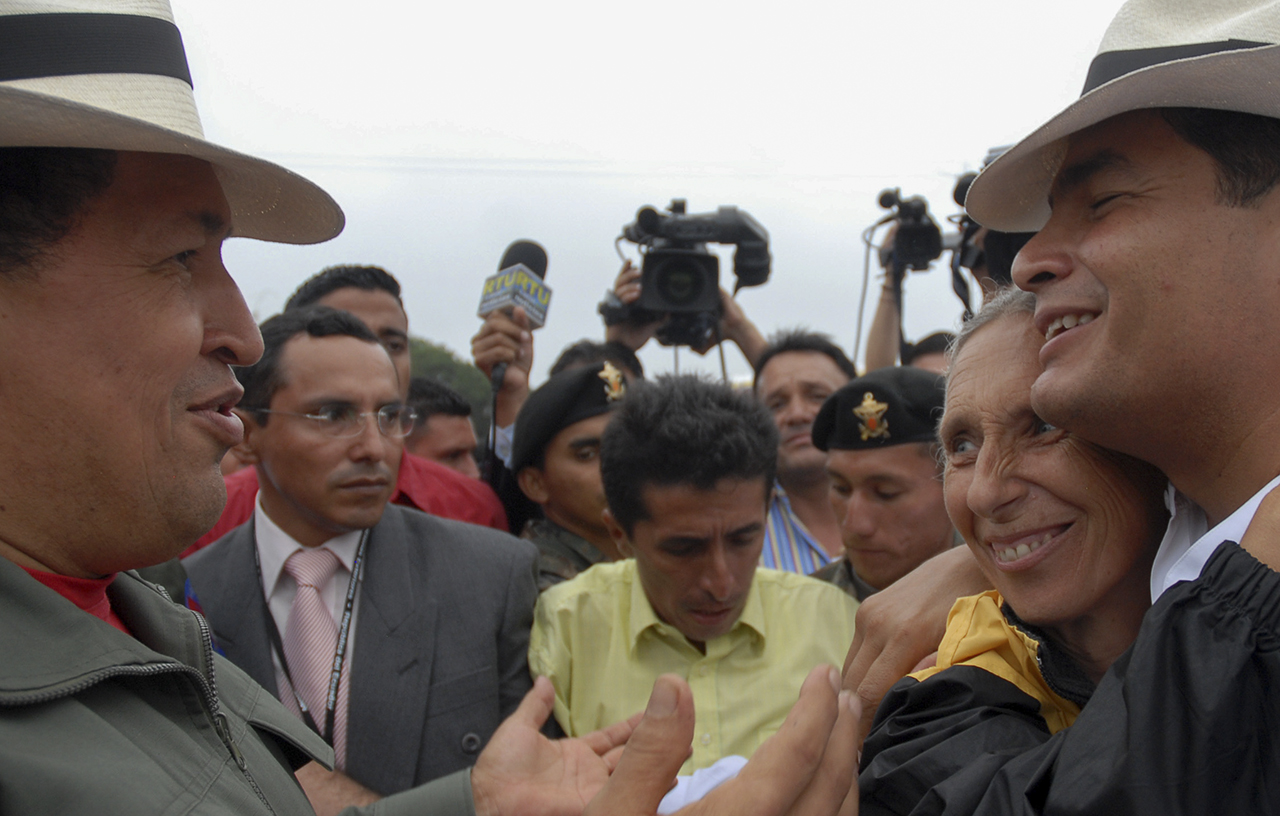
[
  {"xmin": 873, "ymin": 156, "xmax": 1034, "ymax": 324},
  {"xmin": 872, "ymin": 186, "xmax": 970, "ymax": 339},
  {"xmin": 603, "ymin": 199, "xmax": 771, "ymax": 348},
  {"xmin": 878, "ymin": 188, "xmax": 945, "ymax": 275}
]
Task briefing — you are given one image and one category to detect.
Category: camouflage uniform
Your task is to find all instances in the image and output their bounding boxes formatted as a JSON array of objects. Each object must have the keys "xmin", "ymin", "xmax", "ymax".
[
  {"xmin": 811, "ymin": 556, "xmax": 879, "ymax": 602},
  {"xmin": 521, "ymin": 518, "xmax": 608, "ymax": 592}
]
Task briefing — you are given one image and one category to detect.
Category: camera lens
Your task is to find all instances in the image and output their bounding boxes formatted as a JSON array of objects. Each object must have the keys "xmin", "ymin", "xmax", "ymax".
[{"xmin": 655, "ymin": 261, "xmax": 706, "ymax": 306}]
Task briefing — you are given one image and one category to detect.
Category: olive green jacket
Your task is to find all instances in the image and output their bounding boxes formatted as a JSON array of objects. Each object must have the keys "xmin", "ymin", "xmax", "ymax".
[{"xmin": 0, "ymin": 556, "xmax": 474, "ymax": 816}]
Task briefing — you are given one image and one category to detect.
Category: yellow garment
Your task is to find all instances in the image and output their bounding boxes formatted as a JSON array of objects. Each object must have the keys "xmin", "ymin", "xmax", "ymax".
[
  {"xmin": 912, "ymin": 590, "xmax": 1081, "ymax": 734},
  {"xmin": 529, "ymin": 560, "xmax": 859, "ymax": 772}
]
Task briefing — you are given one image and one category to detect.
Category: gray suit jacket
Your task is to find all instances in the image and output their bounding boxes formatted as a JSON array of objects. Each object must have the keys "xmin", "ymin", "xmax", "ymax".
[{"xmin": 183, "ymin": 504, "xmax": 538, "ymax": 796}]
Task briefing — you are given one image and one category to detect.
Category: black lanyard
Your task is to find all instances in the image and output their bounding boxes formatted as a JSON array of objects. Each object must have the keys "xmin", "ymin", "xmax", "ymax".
[{"xmin": 254, "ymin": 530, "xmax": 368, "ymax": 745}]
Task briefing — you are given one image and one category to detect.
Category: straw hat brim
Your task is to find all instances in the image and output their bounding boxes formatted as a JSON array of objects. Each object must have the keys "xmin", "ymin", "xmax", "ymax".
[
  {"xmin": 0, "ymin": 83, "xmax": 344, "ymax": 245},
  {"xmin": 965, "ymin": 43, "xmax": 1280, "ymax": 234}
]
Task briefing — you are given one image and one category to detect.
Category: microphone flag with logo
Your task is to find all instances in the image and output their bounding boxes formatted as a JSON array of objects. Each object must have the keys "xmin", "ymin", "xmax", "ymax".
[{"xmin": 477, "ymin": 240, "xmax": 551, "ymax": 328}]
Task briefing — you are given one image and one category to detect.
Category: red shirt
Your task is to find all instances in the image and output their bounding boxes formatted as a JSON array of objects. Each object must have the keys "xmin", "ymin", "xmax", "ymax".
[
  {"xmin": 183, "ymin": 452, "xmax": 508, "ymax": 557},
  {"xmin": 22, "ymin": 566, "xmax": 131, "ymax": 635}
]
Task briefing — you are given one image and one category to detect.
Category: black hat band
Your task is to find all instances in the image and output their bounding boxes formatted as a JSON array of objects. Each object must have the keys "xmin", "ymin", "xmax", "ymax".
[
  {"xmin": 0, "ymin": 13, "xmax": 192, "ymax": 86},
  {"xmin": 1082, "ymin": 38, "xmax": 1267, "ymax": 94}
]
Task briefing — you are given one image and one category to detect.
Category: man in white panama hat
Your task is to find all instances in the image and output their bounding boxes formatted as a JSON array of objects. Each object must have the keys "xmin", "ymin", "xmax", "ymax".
[
  {"xmin": 0, "ymin": 2, "xmax": 861, "ymax": 815},
  {"xmin": 845, "ymin": 0, "xmax": 1280, "ymax": 812}
]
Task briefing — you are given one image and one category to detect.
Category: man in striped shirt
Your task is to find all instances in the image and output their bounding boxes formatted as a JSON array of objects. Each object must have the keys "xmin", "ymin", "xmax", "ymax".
[{"xmin": 753, "ymin": 331, "xmax": 856, "ymax": 574}]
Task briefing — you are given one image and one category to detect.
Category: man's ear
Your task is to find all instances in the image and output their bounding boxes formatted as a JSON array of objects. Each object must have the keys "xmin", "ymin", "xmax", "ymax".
[
  {"xmin": 601, "ymin": 508, "xmax": 634, "ymax": 558},
  {"xmin": 516, "ymin": 466, "xmax": 549, "ymax": 505},
  {"xmin": 232, "ymin": 408, "xmax": 264, "ymax": 466}
]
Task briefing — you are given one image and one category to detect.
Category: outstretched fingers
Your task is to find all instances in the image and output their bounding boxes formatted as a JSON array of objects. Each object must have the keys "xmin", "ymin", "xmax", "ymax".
[
  {"xmin": 785, "ymin": 689, "xmax": 860, "ymax": 816},
  {"xmin": 509, "ymin": 675, "xmax": 557, "ymax": 731},
  {"xmin": 583, "ymin": 675, "xmax": 695, "ymax": 816},
  {"xmin": 700, "ymin": 665, "xmax": 843, "ymax": 815},
  {"xmin": 581, "ymin": 710, "xmax": 646, "ymax": 762}
]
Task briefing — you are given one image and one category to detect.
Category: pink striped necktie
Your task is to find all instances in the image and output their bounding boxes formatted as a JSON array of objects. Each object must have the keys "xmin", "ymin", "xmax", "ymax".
[{"xmin": 281, "ymin": 546, "xmax": 352, "ymax": 768}]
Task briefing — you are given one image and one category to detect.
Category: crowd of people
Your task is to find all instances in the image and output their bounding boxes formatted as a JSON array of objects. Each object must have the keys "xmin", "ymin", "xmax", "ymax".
[{"xmin": 5, "ymin": 0, "xmax": 1280, "ymax": 815}]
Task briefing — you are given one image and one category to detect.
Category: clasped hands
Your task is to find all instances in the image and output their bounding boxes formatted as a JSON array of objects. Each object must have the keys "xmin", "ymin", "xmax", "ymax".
[{"xmin": 472, "ymin": 665, "xmax": 860, "ymax": 816}]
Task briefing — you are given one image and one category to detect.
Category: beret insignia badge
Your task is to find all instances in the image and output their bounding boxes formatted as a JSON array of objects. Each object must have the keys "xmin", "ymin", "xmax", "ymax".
[
  {"xmin": 599, "ymin": 361, "xmax": 626, "ymax": 402},
  {"xmin": 854, "ymin": 392, "xmax": 890, "ymax": 441}
]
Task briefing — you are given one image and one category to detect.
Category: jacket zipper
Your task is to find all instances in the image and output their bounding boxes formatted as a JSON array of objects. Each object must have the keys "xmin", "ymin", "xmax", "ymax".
[
  {"xmin": 192, "ymin": 608, "xmax": 277, "ymax": 815},
  {"xmin": 7, "ymin": 608, "xmax": 277, "ymax": 814}
]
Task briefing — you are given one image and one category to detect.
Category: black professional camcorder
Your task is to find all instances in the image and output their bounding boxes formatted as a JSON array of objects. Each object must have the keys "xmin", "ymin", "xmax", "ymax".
[
  {"xmin": 602, "ymin": 199, "xmax": 771, "ymax": 347},
  {"xmin": 878, "ymin": 188, "xmax": 944, "ymax": 274}
]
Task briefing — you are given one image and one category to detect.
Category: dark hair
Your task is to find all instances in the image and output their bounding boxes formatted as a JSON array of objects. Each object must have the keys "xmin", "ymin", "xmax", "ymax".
[
  {"xmin": 752, "ymin": 329, "xmax": 857, "ymax": 389},
  {"xmin": 407, "ymin": 376, "xmax": 472, "ymax": 421},
  {"xmin": 549, "ymin": 339, "xmax": 645, "ymax": 379},
  {"xmin": 903, "ymin": 331, "xmax": 956, "ymax": 365},
  {"xmin": 1161, "ymin": 108, "xmax": 1280, "ymax": 207},
  {"xmin": 0, "ymin": 147, "xmax": 117, "ymax": 278},
  {"xmin": 236, "ymin": 305, "xmax": 380, "ymax": 420},
  {"xmin": 284, "ymin": 264, "xmax": 404, "ymax": 311},
  {"xmin": 601, "ymin": 375, "xmax": 778, "ymax": 534}
]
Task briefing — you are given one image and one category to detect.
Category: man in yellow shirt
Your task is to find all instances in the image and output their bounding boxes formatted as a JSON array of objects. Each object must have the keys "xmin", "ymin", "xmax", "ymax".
[{"xmin": 529, "ymin": 375, "xmax": 859, "ymax": 773}]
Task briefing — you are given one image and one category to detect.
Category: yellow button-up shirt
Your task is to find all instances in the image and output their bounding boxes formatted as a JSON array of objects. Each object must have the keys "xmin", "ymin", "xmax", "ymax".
[{"xmin": 529, "ymin": 560, "xmax": 859, "ymax": 772}]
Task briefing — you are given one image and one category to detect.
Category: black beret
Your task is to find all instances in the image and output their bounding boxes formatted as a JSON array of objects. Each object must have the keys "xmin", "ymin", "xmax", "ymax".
[
  {"xmin": 511, "ymin": 361, "xmax": 627, "ymax": 471},
  {"xmin": 812, "ymin": 366, "xmax": 944, "ymax": 452}
]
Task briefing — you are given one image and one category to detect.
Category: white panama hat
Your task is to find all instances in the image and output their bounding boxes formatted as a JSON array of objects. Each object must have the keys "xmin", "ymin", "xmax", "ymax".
[
  {"xmin": 0, "ymin": 0, "xmax": 343, "ymax": 244},
  {"xmin": 966, "ymin": 0, "xmax": 1280, "ymax": 234}
]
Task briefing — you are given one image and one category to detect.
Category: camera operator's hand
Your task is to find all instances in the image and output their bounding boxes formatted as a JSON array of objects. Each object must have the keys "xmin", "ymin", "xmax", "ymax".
[
  {"xmin": 709, "ymin": 289, "xmax": 766, "ymax": 367},
  {"xmin": 605, "ymin": 261, "xmax": 666, "ymax": 352},
  {"xmin": 471, "ymin": 306, "xmax": 534, "ymax": 427}
]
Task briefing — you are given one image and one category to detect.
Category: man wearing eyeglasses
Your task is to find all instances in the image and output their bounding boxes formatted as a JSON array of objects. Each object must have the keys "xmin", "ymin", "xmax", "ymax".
[{"xmin": 184, "ymin": 305, "xmax": 539, "ymax": 815}]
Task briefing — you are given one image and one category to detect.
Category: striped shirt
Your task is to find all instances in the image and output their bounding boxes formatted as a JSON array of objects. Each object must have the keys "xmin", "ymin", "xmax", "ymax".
[{"xmin": 760, "ymin": 482, "xmax": 833, "ymax": 574}]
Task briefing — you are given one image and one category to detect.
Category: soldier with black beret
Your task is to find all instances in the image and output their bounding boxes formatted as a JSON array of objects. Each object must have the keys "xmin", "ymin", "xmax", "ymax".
[
  {"xmin": 810, "ymin": 367, "xmax": 955, "ymax": 600},
  {"xmin": 513, "ymin": 361, "xmax": 628, "ymax": 590}
]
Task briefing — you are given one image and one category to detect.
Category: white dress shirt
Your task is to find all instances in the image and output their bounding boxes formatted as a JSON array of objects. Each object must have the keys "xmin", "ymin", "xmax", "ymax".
[{"xmin": 1149, "ymin": 473, "xmax": 1280, "ymax": 602}]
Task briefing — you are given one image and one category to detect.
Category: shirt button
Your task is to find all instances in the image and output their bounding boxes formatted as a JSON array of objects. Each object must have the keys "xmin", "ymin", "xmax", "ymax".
[
  {"xmin": 460, "ymin": 732, "xmax": 483, "ymax": 755},
  {"xmin": 700, "ymin": 733, "xmax": 711, "ymax": 746},
  {"xmin": 697, "ymin": 665, "xmax": 709, "ymax": 677}
]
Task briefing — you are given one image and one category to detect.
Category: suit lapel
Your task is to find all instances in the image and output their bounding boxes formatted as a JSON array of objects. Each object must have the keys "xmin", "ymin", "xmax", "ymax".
[
  {"xmin": 344, "ymin": 506, "xmax": 438, "ymax": 794},
  {"xmin": 197, "ymin": 521, "xmax": 279, "ymax": 696}
]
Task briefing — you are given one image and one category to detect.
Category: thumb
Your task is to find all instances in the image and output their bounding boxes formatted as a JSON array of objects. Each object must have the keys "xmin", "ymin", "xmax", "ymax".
[
  {"xmin": 585, "ymin": 674, "xmax": 694, "ymax": 816},
  {"xmin": 508, "ymin": 675, "xmax": 556, "ymax": 731}
]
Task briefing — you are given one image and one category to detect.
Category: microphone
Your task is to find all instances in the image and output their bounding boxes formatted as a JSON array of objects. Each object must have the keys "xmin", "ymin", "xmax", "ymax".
[
  {"xmin": 479, "ymin": 240, "xmax": 551, "ymax": 390},
  {"xmin": 499, "ymin": 240, "xmax": 549, "ymax": 281}
]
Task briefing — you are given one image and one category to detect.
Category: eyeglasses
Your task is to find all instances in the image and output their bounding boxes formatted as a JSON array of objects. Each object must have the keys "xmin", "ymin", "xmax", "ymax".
[{"xmin": 257, "ymin": 404, "xmax": 419, "ymax": 438}]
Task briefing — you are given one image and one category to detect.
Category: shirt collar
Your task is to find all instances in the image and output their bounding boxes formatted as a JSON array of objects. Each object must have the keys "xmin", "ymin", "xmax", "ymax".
[
  {"xmin": 254, "ymin": 498, "xmax": 364, "ymax": 599},
  {"xmin": 626, "ymin": 560, "xmax": 766, "ymax": 651},
  {"xmin": 1149, "ymin": 473, "xmax": 1280, "ymax": 602},
  {"xmin": 772, "ymin": 480, "xmax": 791, "ymax": 504}
]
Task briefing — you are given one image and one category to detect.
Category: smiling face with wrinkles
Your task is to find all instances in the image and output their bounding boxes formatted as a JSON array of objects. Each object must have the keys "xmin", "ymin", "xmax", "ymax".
[{"xmin": 939, "ymin": 312, "xmax": 1166, "ymax": 634}]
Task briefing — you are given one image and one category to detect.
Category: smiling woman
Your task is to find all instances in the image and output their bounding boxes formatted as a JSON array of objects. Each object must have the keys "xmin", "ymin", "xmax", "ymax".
[{"xmin": 857, "ymin": 287, "xmax": 1169, "ymax": 816}]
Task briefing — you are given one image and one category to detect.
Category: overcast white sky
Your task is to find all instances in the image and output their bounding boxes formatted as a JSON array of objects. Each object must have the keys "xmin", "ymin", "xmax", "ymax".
[{"xmin": 171, "ymin": 0, "xmax": 1123, "ymax": 385}]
